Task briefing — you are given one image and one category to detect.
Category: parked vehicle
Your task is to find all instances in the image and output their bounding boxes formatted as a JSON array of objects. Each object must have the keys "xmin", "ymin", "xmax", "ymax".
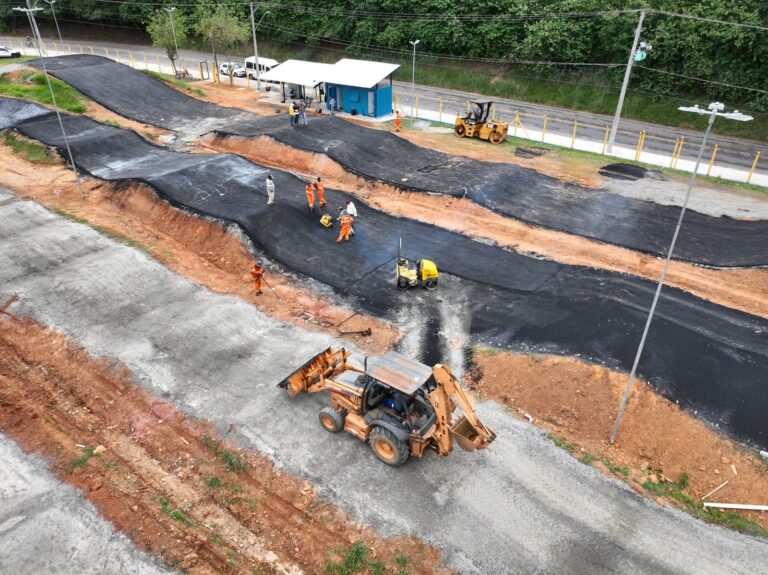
[
  {"xmin": 243, "ymin": 56, "xmax": 278, "ymax": 81},
  {"xmin": 219, "ymin": 62, "xmax": 245, "ymax": 78},
  {"xmin": 0, "ymin": 46, "xmax": 22, "ymax": 59}
]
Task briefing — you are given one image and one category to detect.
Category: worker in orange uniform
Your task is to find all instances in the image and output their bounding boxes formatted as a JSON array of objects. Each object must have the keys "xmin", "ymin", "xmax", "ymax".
[
  {"xmin": 250, "ymin": 263, "xmax": 264, "ymax": 295},
  {"xmin": 305, "ymin": 181, "xmax": 316, "ymax": 212},
  {"xmin": 394, "ymin": 110, "xmax": 402, "ymax": 132},
  {"xmin": 316, "ymin": 177, "xmax": 327, "ymax": 208},
  {"xmin": 336, "ymin": 210, "xmax": 353, "ymax": 243}
]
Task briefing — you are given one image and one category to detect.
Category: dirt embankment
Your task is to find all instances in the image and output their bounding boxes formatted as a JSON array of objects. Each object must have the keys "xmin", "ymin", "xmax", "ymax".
[
  {"xmin": 466, "ymin": 349, "xmax": 768, "ymax": 532},
  {"xmin": 0, "ymin": 312, "xmax": 450, "ymax": 575},
  {"xmin": 0, "ymin": 144, "xmax": 399, "ymax": 354},
  {"xmin": 202, "ymin": 134, "xmax": 768, "ymax": 320}
]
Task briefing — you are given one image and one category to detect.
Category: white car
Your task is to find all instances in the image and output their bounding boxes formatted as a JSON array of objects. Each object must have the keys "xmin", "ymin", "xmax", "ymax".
[
  {"xmin": 0, "ymin": 46, "xmax": 22, "ymax": 58},
  {"xmin": 219, "ymin": 62, "xmax": 245, "ymax": 78}
]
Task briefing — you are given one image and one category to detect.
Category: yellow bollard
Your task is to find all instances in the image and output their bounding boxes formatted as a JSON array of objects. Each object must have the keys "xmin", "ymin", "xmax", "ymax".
[
  {"xmin": 89, "ymin": 45, "xmax": 94, "ymax": 55},
  {"xmin": 513, "ymin": 111, "xmax": 520, "ymax": 137},
  {"xmin": 669, "ymin": 139, "xmax": 679, "ymax": 168},
  {"xmin": 104, "ymin": 47, "xmax": 109, "ymax": 57},
  {"xmin": 706, "ymin": 144, "xmax": 719, "ymax": 177},
  {"xmin": 67, "ymin": 44, "xmax": 72, "ymax": 54},
  {"xmin": 541, "ymin": 116, "xmax": 548, "ymax": 142},
  {"xmin": 746, "ymin": 151, "xmax": 761, "ymax": 184},
  {"xmin": 415, "ymin": 95, "xmax": 419, "ymax": 118},
  {"xmin": 199, "ymin": 62, "xmax": 204, "ymax": 80},
  {"xmin": 674, "ymin": 137, "xmax": 685, "ymax": 168},
  {"xmin": 229, "ymin": 70, "xmax": 234, "ymax": 85},
  {"xmin": 79, "ymin": 45, "xmax": 83, "ymax": 54},
  {"xmin": 129, "ymin": 52, "xmax": 134, "ymax": 68},
  {"xmin": 602, "ymin": 126, "xmax": 610, "ymax": 155},
  {"xmin": 438, "ymin": 97, "xmax": 443, "ymax": 123},
  {"xmin": 571, "ymin": 120, "xmax": 578, "ymax": 149},
  {"xmin": 634, "ymin": 131, "xmax": 646, "ymax": 161}
]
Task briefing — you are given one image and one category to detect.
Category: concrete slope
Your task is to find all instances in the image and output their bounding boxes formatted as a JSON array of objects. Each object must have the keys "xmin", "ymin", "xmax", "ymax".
[
  {"xmin": 0, "ymin": 434, "xmax": 168, "ymax": 575},
  {"xmin": 6, "ymin": 101, "xmax": 768, "ymax": 450},
  {"xmin": 33, "ymin": 55, "xmax": 768, "ymax": 267},
  {"xmin": 1, "ymin": 188, "xmax": 767, "ymax": 574}
]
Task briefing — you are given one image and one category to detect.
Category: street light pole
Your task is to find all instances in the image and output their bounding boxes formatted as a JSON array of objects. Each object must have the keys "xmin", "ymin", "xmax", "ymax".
[
  {"xmin": 607, "ymin": 9, "xmax": 646, "ymax": 154},
  {"xmin": 164, "ymin": 7, "xmax": 179, "ymax": 75},
  {"xmin": 609, "ymin": 102, "xmax": 752, "ymax": 444},
  {"xmin": 14, "ymin": 0, "xmax": 83, "ymax": 197},
  {"xmin": 409, "ymin": 39, "xmax": 420, "ymax": 119},
  {"xmin": 250, "ymin": 3, "xmax": 270, "ymax": 91},
  {"xmin": 42, "ymin": 0, "xmax": 63, "ymax": 46}
]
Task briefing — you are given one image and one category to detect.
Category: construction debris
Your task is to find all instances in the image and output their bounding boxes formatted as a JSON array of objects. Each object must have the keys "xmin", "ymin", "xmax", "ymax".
[
  {"xmin": 703, "ymin": 503, "xmax": 768, "ymax": 512},
  {"xmin": 701, "ymin": 480, "xmax": 729, "ymax": 501}
]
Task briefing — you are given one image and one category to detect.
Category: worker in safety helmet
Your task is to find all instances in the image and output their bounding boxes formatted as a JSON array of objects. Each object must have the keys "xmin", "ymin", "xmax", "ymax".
[
  {"xmin": 316, "ymin": 177, "xmax": 327, "ymax": 207},
  {"xmin": 394, "ymin": 110, "xmax": 402, "ymax": 132},
  {"xmin": 305, "ymin": 182, "xmax": 316, "ymax": 212},
  {"xmin": 345, "ymin": 199, "xmax": 357, "ymax": 236},
  {"xmin": 336, "ymin": 210, "xmax": 353, "ymax": 243},
  {"xmin": 250, "ymin": 263, "xmax": 264, "ymax": 295}
]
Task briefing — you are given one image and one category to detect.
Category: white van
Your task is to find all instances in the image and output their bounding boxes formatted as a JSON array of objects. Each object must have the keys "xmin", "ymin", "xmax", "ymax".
[{"xmin": 243, "ymin": 56, "xmax": 279, "ymax": 81}]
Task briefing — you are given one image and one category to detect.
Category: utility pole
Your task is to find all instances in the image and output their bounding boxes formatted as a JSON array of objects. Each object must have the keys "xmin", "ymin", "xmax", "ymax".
[
  {"xmin": 607, "ymin": 10, "xmax": 645, "ymax": 154},
  {"xmin": 42, "ymin": 0, "xmax": 63, "ymax": 46},
  {"xmin": 250, "ymin": 3, "xmax": 270, "ymax": 91},
  {"xmin": 14, "ymin": 0, "xmax": 83, "ymax": 198},
  {"xmin": 609, "ymin": 102, "xmax": 752, "ymax": 445},
  {"xmin": 409, "ymin": 39, "xmax": 420, "ymax": 119},
  {"xmin": 164, "ymin": 6, "xmax": 179, "ymax": 75}
]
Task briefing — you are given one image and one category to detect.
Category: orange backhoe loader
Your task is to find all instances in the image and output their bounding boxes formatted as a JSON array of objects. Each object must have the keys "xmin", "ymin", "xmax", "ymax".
[{"xmin": 278, "ymin": 347, "xmax": 496, "ymax": 466}]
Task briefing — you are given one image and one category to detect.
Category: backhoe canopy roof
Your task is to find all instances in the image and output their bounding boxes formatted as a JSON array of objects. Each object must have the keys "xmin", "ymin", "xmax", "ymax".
[{"xmin": 368, "ymin": 351, "xmax": 433, "ymax": 395}]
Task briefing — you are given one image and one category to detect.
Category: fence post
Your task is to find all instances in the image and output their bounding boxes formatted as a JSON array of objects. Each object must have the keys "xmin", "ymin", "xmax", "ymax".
[
  {"xmin": 129, "ymin": 52, "xmax": 135, "ymax": 68},
  {"xmin": 746, "ymin": 151, "xmax": 761, "ymax": 184},
  {"xmin": 415, "ymin": 95, "xmax": 419, "ymax": 118},
  {"xmin": 67, "ymin": 43, "xmax": 72, "ymax": 54},
  {"xmin": 541, "ymin": 116, "xmax": 548, "ymax": 142},
  {"xmin": 199, "ymin": 62, "xmax": 204, "ymax": 80},
  {"xmin": 438, "ymin": 97, "xmax": 443, "ymax": 123},
  {"xmin": 79, "ymin": 45, "xmax": 83, "ymax": 54},
  {"xmin": 706, "ymin": 144, "xmax": 719, "ymax": 176},
  {"xmin": 674, "ymin": 137, "xmax": 684, "ymax": 168},
  {"xmin": 634, "ymin": 131, "xmax": 645, "ymax": 161},
  {"xmin": 571, "ymin": 120, "xmax": 578, "ymax": 149},
  {"xmin": 669, "ymin": 139, "xmax": 680, "ymax": 168},
  {"xmin": 602, "ymin": 126, "xmax": 610, "ymax": 155},
  {"xmin": 466, "ymin": 100, "xmax": 470, "ymax": 115},
  {"xmin": 89, "ymin": 45, "xmax": 94, "ymax": 55},
  {"xmin": 104, "ymin": 47, "xmax": 109, "ymax": 57},
  {"xmin": 513, "ymin": 111, "xmax": 520, "ymax": 137}
]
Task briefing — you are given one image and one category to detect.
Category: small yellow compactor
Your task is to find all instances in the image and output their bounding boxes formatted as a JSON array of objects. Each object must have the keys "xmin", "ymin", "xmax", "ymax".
[{"xmin": 279, "ymin": 347, "xmax": 496, "ymax": 466}]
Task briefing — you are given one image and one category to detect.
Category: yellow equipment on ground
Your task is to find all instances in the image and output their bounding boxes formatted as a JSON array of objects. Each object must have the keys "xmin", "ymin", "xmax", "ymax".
[
  {"xmin": 319, "ymin": 213, "xmax": 334, "ymax": 228},
  {"xmin": 454, "ymin": 100, "xmax": 508, "ymax": 144},
  {"xmin": 278, "ymin": 347, "xmax": 497, "ymax": 466},
  {"xmin": 396, "ymin": 238, "xmax": 438, "ymax": 290}
]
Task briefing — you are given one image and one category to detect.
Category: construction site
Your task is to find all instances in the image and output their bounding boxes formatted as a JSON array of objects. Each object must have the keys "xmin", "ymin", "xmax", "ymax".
[{"xmin": 1, "ymin": 23, "xmax": 768, "ymax": 575}]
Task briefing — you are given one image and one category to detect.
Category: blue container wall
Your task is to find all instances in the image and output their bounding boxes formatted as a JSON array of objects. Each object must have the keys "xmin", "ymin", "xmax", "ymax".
[
  {"xmin": 340, "ymin": 86, "xmax": 368, "ymax": 116},
  {"xmin": 375, "ymin": 85, "xmax": 393, "ymax": 118},
  {"xmin": 326, "ymin": 83, "xmax": 393, "ymax": 118}
]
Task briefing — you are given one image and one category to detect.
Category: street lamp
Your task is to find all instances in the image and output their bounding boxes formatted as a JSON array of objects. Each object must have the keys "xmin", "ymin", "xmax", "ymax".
[
  {"xmin": 42, "ymin": 0, "xmax": 63, "ymax": 46},
  {"xmin": 607, "ymin": 10, "xmax": 653, "ymax": 153},
  {"xmin": 610, "ymin": 102, "xmax": 752, "ymax": 444},
  {"xmin": 409, "ymin": 39, "xmax": 420, "ymax": 119},
  {"xmin": 250, "ymin": 3, "xmax": 270, "ymax": 91},
  {"xmin": 164, "ymin": 7, "xmax": 180, "ymax": 75}
]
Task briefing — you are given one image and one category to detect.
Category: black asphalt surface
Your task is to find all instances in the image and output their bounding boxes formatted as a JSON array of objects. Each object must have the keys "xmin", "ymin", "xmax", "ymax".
[
  {"xmin": 33, "ymin": 55, "xmax": 768, "ymax": 268},
  {"xmin": 4, "ymin": 96, "xmax": 767, "ymax": 450}
]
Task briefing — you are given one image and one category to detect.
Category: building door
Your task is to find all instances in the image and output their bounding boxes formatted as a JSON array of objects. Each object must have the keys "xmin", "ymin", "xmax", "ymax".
[{"xmin": 368, "ymin": 91, "xmax": 375, "ymax": 116}]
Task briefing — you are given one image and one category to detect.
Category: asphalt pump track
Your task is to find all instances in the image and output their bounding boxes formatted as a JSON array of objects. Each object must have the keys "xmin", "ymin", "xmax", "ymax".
[
  {"xmin": 34, "ymin": 55, "xmax": 768, "ymax": 268},
  {"xmin": 3, "ymin": 96, "xmax": 767, "ymax": 451}
]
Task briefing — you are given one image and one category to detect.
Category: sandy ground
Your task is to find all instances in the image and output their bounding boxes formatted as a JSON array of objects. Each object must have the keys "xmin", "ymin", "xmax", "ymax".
[
  {"xmin": 467, "ymin": 350, "xmax": 768, "ymax": 532},
  {"xmin": 202, "ymin": 135, "xmax": 768, "ymax": 319},
  {"xmin": 0, "ymin": 313, "xmax": 448, "ymax": 575},
  {"xmin": 0, "ymin": 144, "xmax": 399, "ymax": 355}
]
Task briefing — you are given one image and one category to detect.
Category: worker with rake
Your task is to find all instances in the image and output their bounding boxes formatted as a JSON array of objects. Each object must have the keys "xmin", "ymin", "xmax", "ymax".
[
  {"xmin": 305, "ymin": 181, "xmax": 316, "ymax": 212},
  {"xmin": 250, "ymin": 262, "xmax": 264, "ymax": 295}
]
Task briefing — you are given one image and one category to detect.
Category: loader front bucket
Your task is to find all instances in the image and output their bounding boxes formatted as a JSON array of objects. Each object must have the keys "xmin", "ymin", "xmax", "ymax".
[
  {"xmin": 277, "ymin": 347, "xmax": 346, "ymax": 397},
  {"xmin": 451, "ymin": 415, "xmax": 496, "ymax": 452}
]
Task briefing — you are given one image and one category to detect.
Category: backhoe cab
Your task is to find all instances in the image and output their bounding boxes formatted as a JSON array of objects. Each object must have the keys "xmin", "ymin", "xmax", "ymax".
[
  {"xmin": 454, "ymin": 100, "xmax": 508, "ymax": 144},
  {"xmin": 278, "ymin": 347, "xmax": 496, "ymax": 466},
  {"xmin": 396, "ymin": 238, "xmax": 438, "ymax": 290}
]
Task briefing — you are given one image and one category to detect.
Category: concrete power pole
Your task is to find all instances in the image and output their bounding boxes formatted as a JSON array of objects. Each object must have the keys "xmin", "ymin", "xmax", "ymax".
[{"xmin": 607, "ymin": 10, "xmax": 646, "ymax": 154}]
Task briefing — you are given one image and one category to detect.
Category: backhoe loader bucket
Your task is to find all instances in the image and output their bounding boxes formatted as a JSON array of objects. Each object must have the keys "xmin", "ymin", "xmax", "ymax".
[
  {"xmin": 451, "ymin": 415, "xmax": 496, "ymax": 452},
  {"xmin": 277, "ymin": 346, "xmax": 346, "ymax": 397}
]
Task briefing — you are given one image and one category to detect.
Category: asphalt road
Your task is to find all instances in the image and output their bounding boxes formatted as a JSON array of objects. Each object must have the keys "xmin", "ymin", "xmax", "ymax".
[
  {"xmin": 2, "ymin": 188, "xmax": 767, "ymax": 574},
  {"xmin": 2, "ymin": 34, "xmax": 765, "ymax": 172}
]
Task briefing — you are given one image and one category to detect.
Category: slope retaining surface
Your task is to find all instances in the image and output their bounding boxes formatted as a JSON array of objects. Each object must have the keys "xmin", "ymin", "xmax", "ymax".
[
  {"xmin": 34, "ymin": 55, "xmax": 768, "ymax": 267},
  {"xmin": 4, "ymin": 98, "xmax": 768, "ymax": 451},
  {"xmin": 2, "ymin": 189, "xmax": 767, "ymax": 574}
]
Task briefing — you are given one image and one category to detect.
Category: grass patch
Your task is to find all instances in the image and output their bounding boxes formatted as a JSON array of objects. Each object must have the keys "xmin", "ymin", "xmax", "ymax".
[
  {"xmin": 471, "ymin": 344, "xmax": 503, "ymax": 356},
  {"xmin": 205, "ymin": 476, "xmax": 223, "ymax": 489},
  {"xmin": 69, "ymin": 446, "xmax": 95, "ymax": 469},
  {"xmin": 159, "ymin": 496, "xmax": 193, "ymax": 527},
  {"xmin": 1, "ymin": 130, "xmax": 56, "ymax": 163},
  {"xmin": 602, "ymin": 459, "xmax": 629, "ymax": 478},
  {"xmin": 202, "ymin": 435, "xmax": 250, "ymax": 474},
  {"xmin": 0, "ymin": 69, "xmax": 87, "ymax": 113},
  {"xmin": 325, "ymin": 541, "xmax": 380, "ymax": 575},
  {"xmin": 141, "ymin": 69, "xmax": 206, "ymax": 98},
  {"xmin": 579, "ymin": 453, "xmax": 598, "ymax": 465},
  {"xmin": 546, "ymin": 432, "xmax": 575, "ymax": 453},
  {"xmin": 643, "ymin": 473, "xmax": 768, "ymax": 538},
  {"xmin": 101, "ymin": 118, "xmax": 124, "ymax": 128}
]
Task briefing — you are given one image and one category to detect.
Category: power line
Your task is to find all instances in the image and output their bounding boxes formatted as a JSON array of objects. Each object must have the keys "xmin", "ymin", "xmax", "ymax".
[
  {"xmin": 650, "ymin": 9, "xmax": 768, "ymax": 32},
  {"xmin": 636, "ymin": 65, "xmax": 768, "ymax": 96}
]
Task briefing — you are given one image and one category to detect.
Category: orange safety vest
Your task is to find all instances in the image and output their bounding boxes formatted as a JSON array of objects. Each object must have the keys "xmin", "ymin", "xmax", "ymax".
[
  {"xmin": 250, "ymin": 265, "xmax": 263, "ymax": 280},
  {"xmin": 305, "ymin": 184, "xmax": 315, "ymax": 197},
  {"xmin": 316, "ymin": 181, "xmax": 325, "ymax": 196},
  {"xmin": 340, "ymin": 213, "xmax": 353, "ymax": 227}
]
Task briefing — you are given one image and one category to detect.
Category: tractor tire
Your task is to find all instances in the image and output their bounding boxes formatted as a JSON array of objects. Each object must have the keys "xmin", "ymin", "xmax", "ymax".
[
  {"xmin": 454, "ymin": 124, "xmax": 466, "ymax": 137},
  {"xmin": 319, "ymin": 407, "xmax": 345, "ymax": 433},
  {"xmin": 424, "ymin": 279, "xmax": 438, "ymax": 290},
  {"xmin": 397, "ymin": 276, "xmax": 409, "ymax": 289},
  {"xmin": 369, "ymin": 426, "xmax": 410, "ymax": 466},
  {"xmin": 489, "ymin": 131, "xmax": 505, "ymax": 144}
]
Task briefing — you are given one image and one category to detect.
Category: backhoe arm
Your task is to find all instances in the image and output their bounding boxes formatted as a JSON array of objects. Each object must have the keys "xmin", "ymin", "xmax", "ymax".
[
  {"xmin": 277, "ymin": 347, "xmax": 349, "ymax": 397},
  {"xmin": 428, "ymin": 364, "xmax": 496, "ymax": 456}
]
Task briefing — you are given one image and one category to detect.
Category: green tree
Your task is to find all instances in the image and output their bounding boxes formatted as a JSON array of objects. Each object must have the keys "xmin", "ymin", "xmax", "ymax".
[
  {"xmin": 194, "ymin": 6, "xmax": 249, "ymax": 75},
  {"xmin": 146, "ymin": 9, "xmax": 188, "ymax": 74}
]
